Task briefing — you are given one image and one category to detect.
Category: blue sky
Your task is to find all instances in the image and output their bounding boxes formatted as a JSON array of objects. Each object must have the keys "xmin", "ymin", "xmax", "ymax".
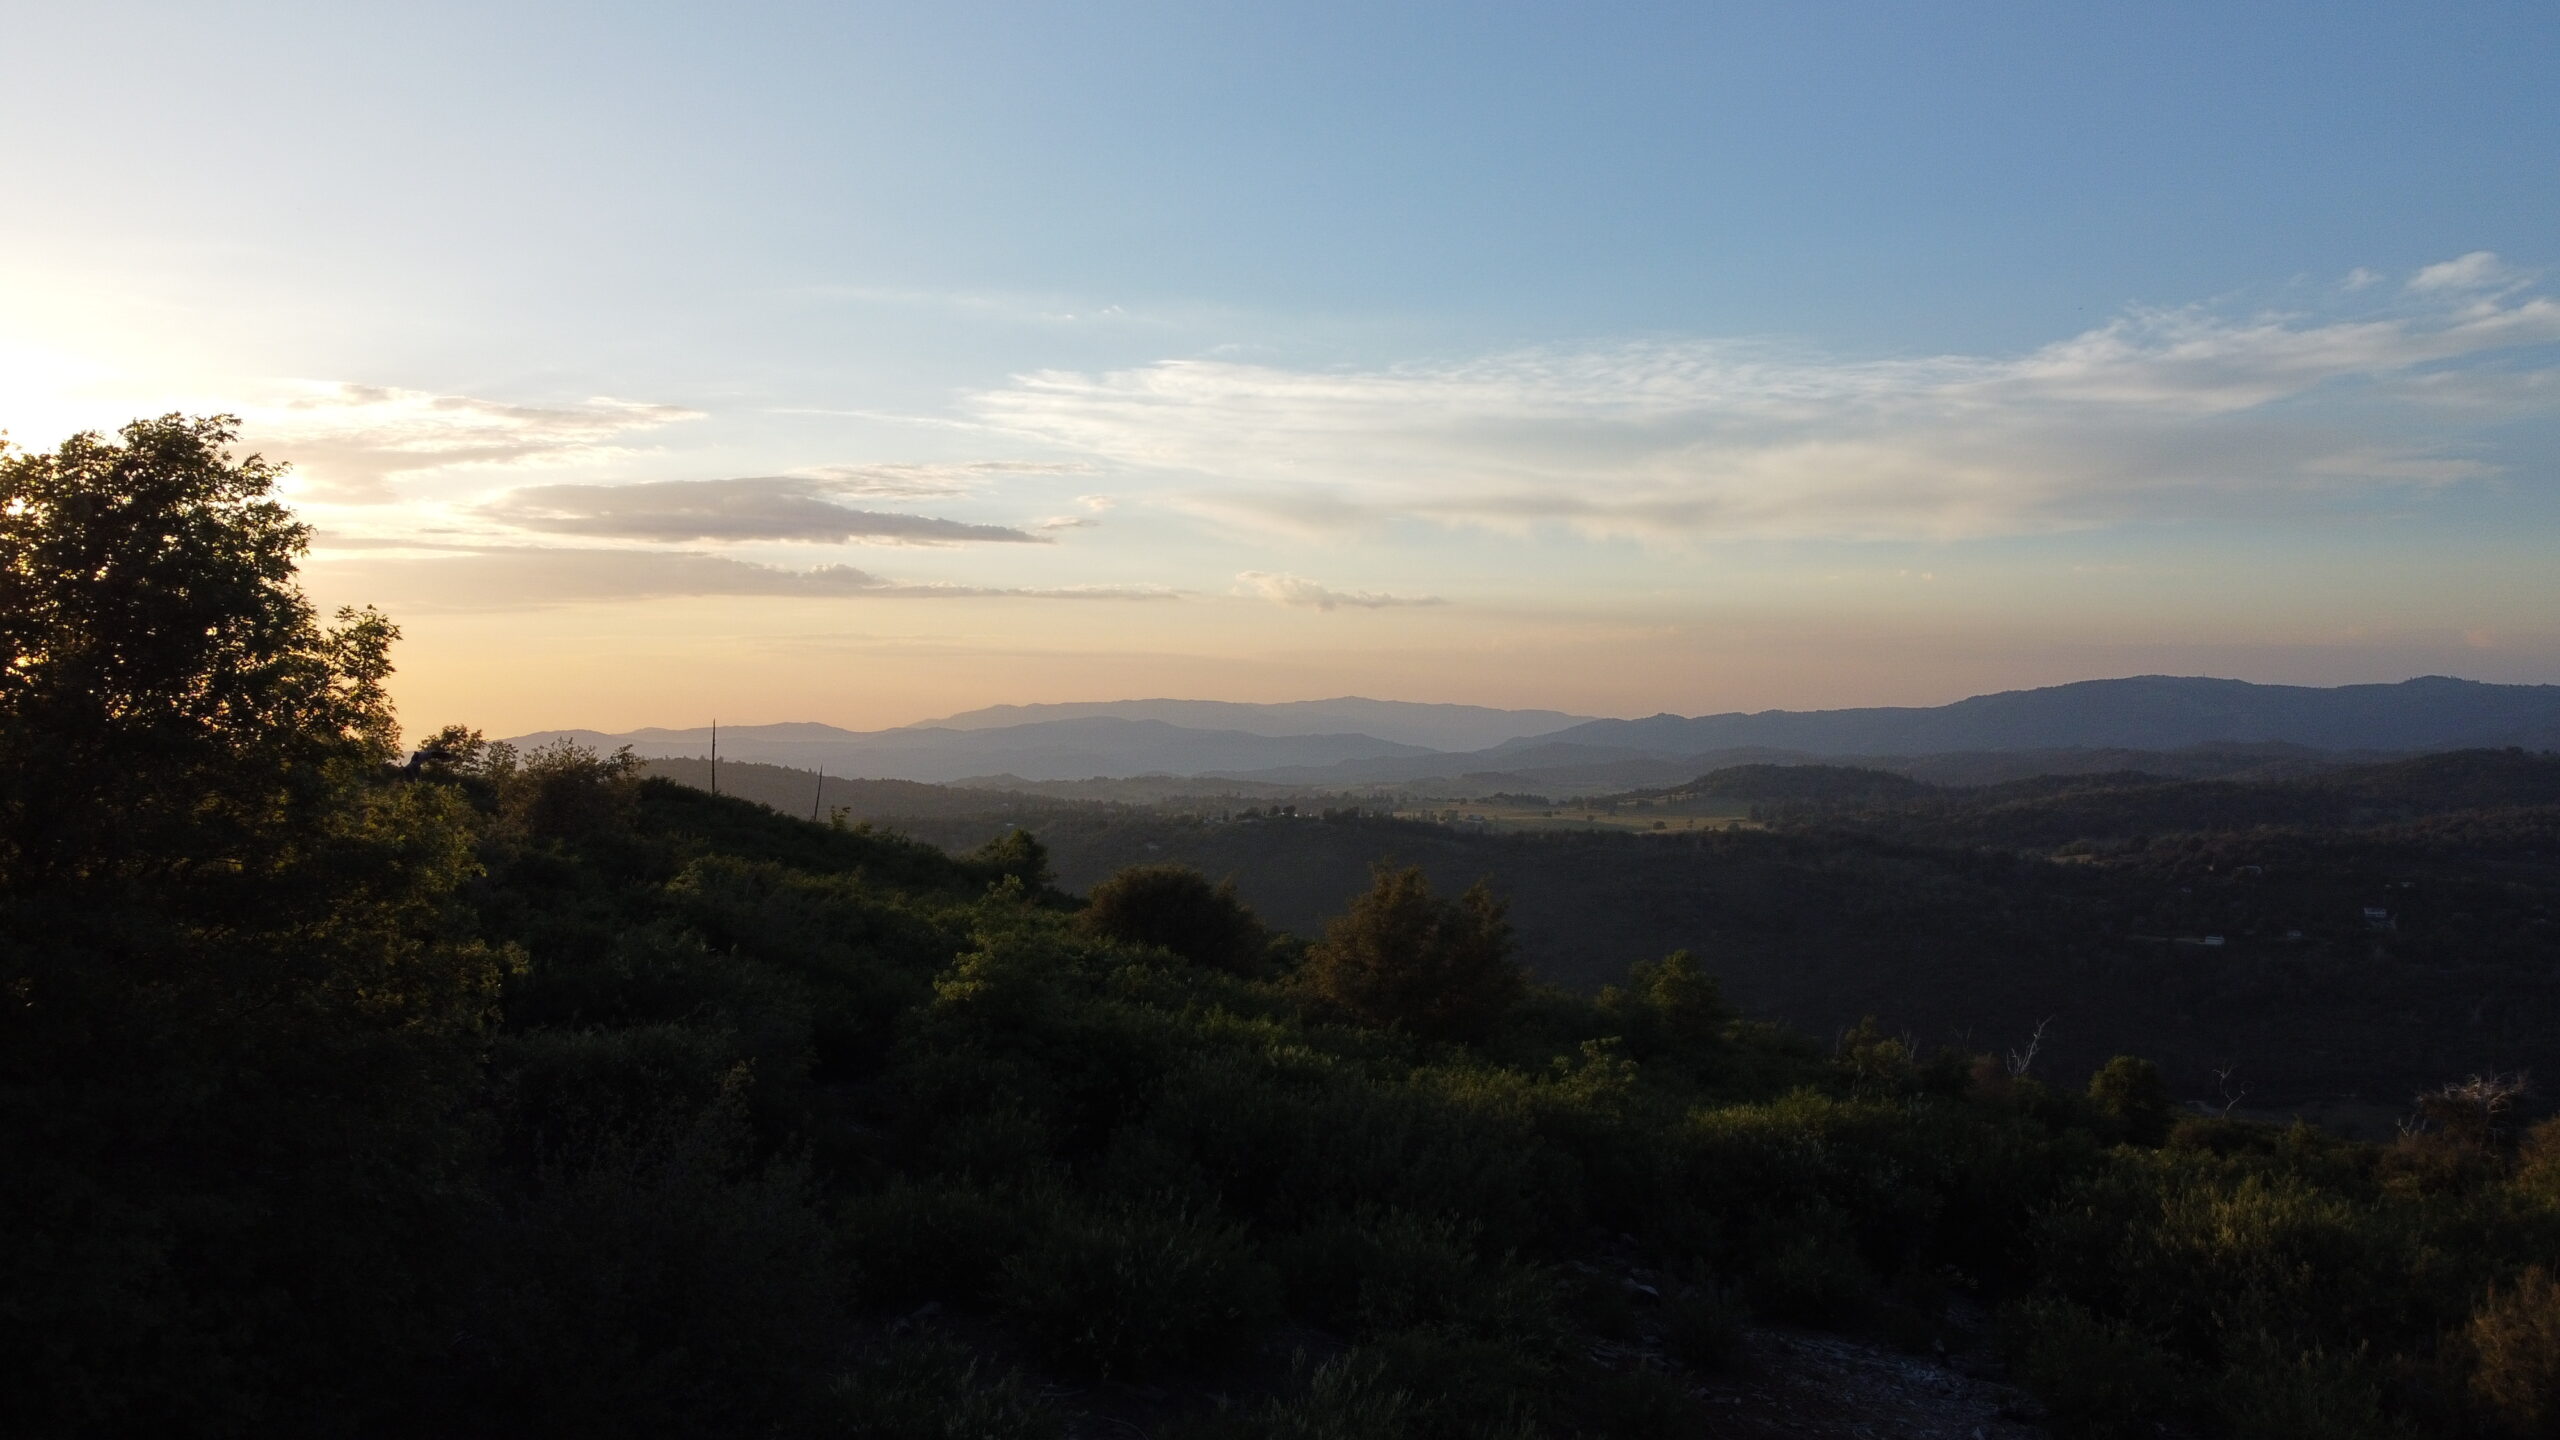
[{"xmin": 5, "ymin": 2, "xmax": 2557, "ymax": 731}]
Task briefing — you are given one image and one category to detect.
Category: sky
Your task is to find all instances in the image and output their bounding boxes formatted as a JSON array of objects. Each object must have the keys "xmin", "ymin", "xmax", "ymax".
[{"xmin": 5, "ymin": 1, "xmax": 2558, "ymax": 735}]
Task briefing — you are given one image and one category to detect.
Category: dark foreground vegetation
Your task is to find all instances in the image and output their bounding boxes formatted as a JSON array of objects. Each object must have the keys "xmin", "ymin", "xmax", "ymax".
[{"xmin": 8, "ymin": 418, "xmax": 2560, "ymax": 1439}]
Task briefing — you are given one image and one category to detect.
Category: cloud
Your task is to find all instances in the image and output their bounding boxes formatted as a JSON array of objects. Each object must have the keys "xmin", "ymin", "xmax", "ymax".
[
  {"xmin": 970, "ymin": 272, "xmax": 2560, "ymax": 542},
  {"xmin": 306, "ymin": 544, "xmax": 1178, "ymax": 610},
  {"xmin": 2407, "ymin": 250, "xmax": 2518, "ymax": 294},
  {"xmin": 241, "ymin": 384, "xmax": 703, "ymax": 503},
  {"xmin": 1235, "ymin": 571, "xmax": 1444, "ymax": 611},
  {"xmin": 2342, "ymin": 267, "xmax": 2383, "ymax": 291},
  {"xmin": 481, "ymin": 475, "xmax": 1050, "ymax": 544},
  {"xmin": 788, "ymin": 459, "xmax": 1097, "ymax": 498}
]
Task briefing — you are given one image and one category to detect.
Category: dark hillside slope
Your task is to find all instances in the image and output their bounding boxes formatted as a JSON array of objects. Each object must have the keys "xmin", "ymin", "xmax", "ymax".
[
  {"xmin": 1750, "ymin": 748, "xmax": 2560, "ymax": 850},
  {"xmin": 914, "ymin": 808, "xmax": 2560, "ymax": 1106}
]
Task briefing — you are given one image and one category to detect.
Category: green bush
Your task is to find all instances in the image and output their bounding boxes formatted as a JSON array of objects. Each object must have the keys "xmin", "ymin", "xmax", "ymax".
[
  {"xmin": 2214, "ymin": 1339, "xmax": 2406, "ymax": 1440},
  {"xmin": 804, "ymin": 1334, "xmax": 1062, "ymax": 1440},
  {"xmin": 1159, "ymin": 1353, "xmax": 1418, "ymax": 1440},
  {"xmin": 2468, "ymin": 1267, "xmax": 2560, "ymax": 1438},
  {"xmin": 839, "ymin": 1177, "xmax": 1042, "ymax": 1307},
  {"xmin": 457, "ymin": 1094, "xmax": 842, "ymax": 1439},
  {"xmin": 1079, "ymin": 864, "xmax": 1267, "ymax": 973},
  {"xmin": 997, "ymin": 1199, "xmax": 1278, "ymax": 1376},
  {"xmin": 2086, "ymin": 1055, "xmax": 2177, "ymax": 1146},
  {"xmin": 2007, "ymin": 1298, "xmax": 2189, "ymax": 1440},
  {"xmin": 1741, "ymin": 1236, "xmax": 1874, "ymax": 1329}
]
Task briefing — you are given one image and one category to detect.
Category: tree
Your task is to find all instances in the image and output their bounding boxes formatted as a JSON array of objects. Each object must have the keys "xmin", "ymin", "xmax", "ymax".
[
  {"xmin": 1301, "ymin": 863, "xmax": 1523, "ymax": 1043},
  {"xmin": 969, "ymin": 827, "xmax": 1054, "ymax": 889},
  {"xmin": 2086, "ymin": 1055, "xmax": 2177, "ymax": 1145},
  {"xmin": 1078, "ymin": 864, "xmax": 1266, "ymax": 972},
  {"xmin": 1598, "ymin": 949, "xmax": 1733, "ymax": 1063},
  {"xmin": 0, "ymin": 416, "xmax": 501, "ymax": 1436}
]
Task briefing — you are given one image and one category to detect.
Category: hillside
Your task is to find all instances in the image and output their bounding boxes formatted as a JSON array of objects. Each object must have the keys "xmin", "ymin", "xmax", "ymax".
[{"xmin": 670, "ymin": 749, "xmax": 2560, "ymax": 1110}]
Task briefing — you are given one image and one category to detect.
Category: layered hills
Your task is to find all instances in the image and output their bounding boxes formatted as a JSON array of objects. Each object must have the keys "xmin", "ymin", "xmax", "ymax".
[{"xmin": 513, "ymin": 675, "xmax": 2560, "ymax": 790}]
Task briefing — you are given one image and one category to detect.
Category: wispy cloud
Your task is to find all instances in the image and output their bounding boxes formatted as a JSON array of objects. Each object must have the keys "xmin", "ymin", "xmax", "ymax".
[
  {"xmin": 1235, "ymin": 571, "xmax": 1444, "ymax": 611},
  {"xmin": 788, "ymin": 459, "xmax": 1097, "ymax": 498},
  {"xmin": 307, "ymin": 544, "xmax": 1178, "ymax": 610},
  {"xmin": 480, "ymin": 475, "xmax": 1051, "ymax": 544},
  {"xmin": 2407, "ymin": 250, "xmax": 2520, "ymax": 294},
  {"xmin": 970, "ymin": 264, "xmax": 2560, "ymax": 542},
  {"xmin": 241, "ymin": 383, "xmax": 703, "ymax": 503}
]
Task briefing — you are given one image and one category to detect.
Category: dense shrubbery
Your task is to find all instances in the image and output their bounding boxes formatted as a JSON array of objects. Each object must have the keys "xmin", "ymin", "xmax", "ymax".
[
  {"xmin": 1078, "ymin": 861, "xmax": 1271, "ymax": 972},
  {"xmin": 9, "ymin": 419, "xmax": 2560, "ymax": 1438}
]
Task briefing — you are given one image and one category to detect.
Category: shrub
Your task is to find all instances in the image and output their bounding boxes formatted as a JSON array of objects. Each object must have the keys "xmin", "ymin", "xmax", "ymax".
[
  {"xmin": 2468, "ymin": 1267, "xmax": 2560, "ymax": 1437},
  {"xmin": 807, "ymin": 1334, "xmax": 1062, "ymax": 1440},
  {"xmin": 1160, "ymin": 1353, "xmax": 1417, "ymax": 1440},
  {"xmin": 997, "ymin": 1199, "xmax": 1278, "ymax": 1377},
  {"xmin": 1831, "ymin": 1016, "xmax": 1914, "ymax": 1097},
  {"xmin": 2087, "ymin": 1055, "xmax": 2176, "ymax": 1146},
  {"xmin": 1271, "ymin": 1208, "xmax": 1481, "ymax": 1334},
  {"xmin": 1741, "ymin": 1236, "xmax": 1874, "ymax": 1328},
  {"xmin": 1596, "ymin": 949, "xmax": 1732, "ymax": 1065},
  {"xmin": 1662, "ymin": 1284, "xmax": 1751, "ymax": 1372},
  {"xmin": 2214, "ymin": 1340, "xmax": 2405, "ymax": 1440},
  {"xmin": 839, "ymin": 1177, "xmax": 1042, "ymax": 1307},
  {"xmin": 1358, "ymin": 1329, "xmax": 1548, "ymax": 1440},
  {"xmin": 457, "ymin": 1093, "xmax": 842, "ymax": 1439},
  {"xmin": 2516, "ymin": 1118, "xmax": 2560, "ymax": 1205},
  {"xmin": 967, "ymin": 829, "xmax": 1053, "ymax": 889},
  {"xmin": 1079, "ymin": 864, "xmax": 1267, "ymax": 972},
  {"xmin": 2008, "ymin": 1298, "xmax": 2189, "ymax": 1440},
  {"xmin": 1301, "ymin": 864, "xmax": 1525, "ymax": 1044}
]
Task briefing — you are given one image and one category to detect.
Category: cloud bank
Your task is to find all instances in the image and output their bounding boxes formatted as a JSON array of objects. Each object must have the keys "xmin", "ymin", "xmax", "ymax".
[
  {"xmin": 245, "ymin": 384, "xmax": 703, "ymax": 503},
  {"xmin": 309, "ymin": 544, "xmax": 1177, "ymax": 610},
  {"xmin": 971, "ymin": 259, "xmax": 2560, "ymax": 541},
  {"xmin": 1235, "ymin": 572, "xmax": 1444, "ymax": 611},
  {"xmin": 482, "ymin": 475, "xmax": 1050, "ymax": 544}
]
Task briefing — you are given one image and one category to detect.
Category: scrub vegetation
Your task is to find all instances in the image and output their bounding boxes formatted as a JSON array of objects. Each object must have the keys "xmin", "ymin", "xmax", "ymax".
[{"xmin": 8, "ymin": 418, "xmax": 2560, "ymax": 1439}]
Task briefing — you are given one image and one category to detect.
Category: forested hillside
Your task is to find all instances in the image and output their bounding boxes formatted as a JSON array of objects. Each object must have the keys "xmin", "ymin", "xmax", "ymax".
[
  {"xmin": 873, "ymin": 795, "xmax": 2560, "ymax": 1109},
  {"xmin": 9, "ymin": 419, "xmax": 2560, "ymax": 1440}
]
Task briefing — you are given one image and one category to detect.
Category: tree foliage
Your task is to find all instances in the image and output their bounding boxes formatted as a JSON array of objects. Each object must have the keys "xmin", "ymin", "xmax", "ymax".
[
  {"xmin": 1078, "ymin": 862, "xmax": 1267, "ymax": 972},
  {"xmin": 1301, "ymin": 863, "xmax": 1524, "ymax": 1042},
  {"xmin": 0, "ymin": 417, "xmax": 501, "ymax": 1437}
]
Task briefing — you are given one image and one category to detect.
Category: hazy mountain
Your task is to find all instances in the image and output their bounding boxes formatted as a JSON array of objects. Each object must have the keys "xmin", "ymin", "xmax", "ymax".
[
  {"xmin": 1516, "ymin": 675, "xmax": 2560, "ymax": 757},
  {"xmin": 903, "ymin": 697, "xmax": 1594, "ymax": 751},
  {"xmin": 513, "ymin": 676, "xmax": 2558, "ymax": 791},
  {"xmin": 1204, "ymin": 675, "xmax": 2560, "ymax": 790},
  {"xmin": 506, "ymin": 716, "xmax": 1435, "ymax": 783}
]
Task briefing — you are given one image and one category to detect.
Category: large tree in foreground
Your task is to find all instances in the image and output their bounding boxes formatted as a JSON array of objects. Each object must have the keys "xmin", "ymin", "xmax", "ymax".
[{"xmin": 0, "ymin": 416, "xmax": 500, "ymax": 1438}]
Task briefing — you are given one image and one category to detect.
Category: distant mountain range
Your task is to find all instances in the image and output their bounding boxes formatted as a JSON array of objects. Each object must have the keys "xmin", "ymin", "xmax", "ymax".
[
  {"xmin": 508, "ymin": 676, "xmax": 2560, "ymax": 789},
  {"xmin": 508, "ymin": 716, "xmax": 1438, "ymax": 786},
  {"xmin": 905, "ymin": 697, "xmax": 1594, "ymax": 751}
]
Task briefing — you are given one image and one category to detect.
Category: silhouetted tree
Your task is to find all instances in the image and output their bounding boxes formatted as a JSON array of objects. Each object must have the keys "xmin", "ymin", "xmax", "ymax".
[
  {"xmin": 0, "ymin": 416, "xmax": 501, "ymax": 1436},
  {"xmin": 1079, "ymin": 863, "xmax": 1266, "ymax": 972},
  {"xmin": 1599, "ymin": 949, "xmax": 1733, "ymax": 1062},
  {"xmin": 969, "ymin": 827, "xmax": 1054, "ymax": 889},
  {"xmin": 1302, "ymin": 863, "xmax": 1523, "ymax": 1043}
]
